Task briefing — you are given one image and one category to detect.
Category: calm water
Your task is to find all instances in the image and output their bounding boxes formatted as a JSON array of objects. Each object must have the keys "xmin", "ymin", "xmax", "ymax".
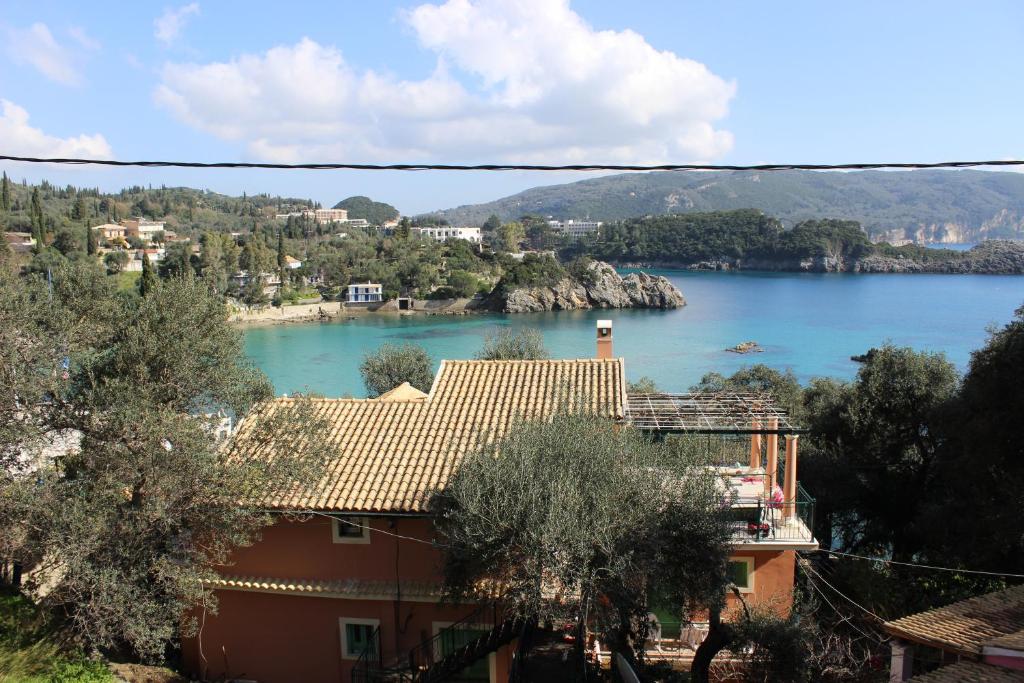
[{"xmin": 244, "ymin": 270, "xmax": 1024, "ymax": 397}]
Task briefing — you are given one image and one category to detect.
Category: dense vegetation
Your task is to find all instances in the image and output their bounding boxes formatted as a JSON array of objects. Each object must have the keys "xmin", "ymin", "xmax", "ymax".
[
  {"xmin": 333, "ymin": 195, "xmax": 399, "ymax": 225},
  {"xmin": 0, "ymin": 262, "xmax": 329, "ymax": 662},
  {"xmin": 576, "ymin": 210, "xmax": 1023, "ymax": 272},
  {"xmin": 434, "ymin": 168, "xmax": 1024, "ymax": 242}
]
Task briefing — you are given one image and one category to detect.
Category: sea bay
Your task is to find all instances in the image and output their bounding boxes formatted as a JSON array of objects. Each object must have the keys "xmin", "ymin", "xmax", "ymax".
[{"xmin": 244, "ymin": 270, "xmax": 1024, "ymax": 397}]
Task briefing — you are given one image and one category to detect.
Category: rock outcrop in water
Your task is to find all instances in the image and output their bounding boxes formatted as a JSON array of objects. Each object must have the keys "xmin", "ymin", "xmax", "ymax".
[{"xmin": 494, "ymin": 261, "xmax": 685, "ymax": 313}]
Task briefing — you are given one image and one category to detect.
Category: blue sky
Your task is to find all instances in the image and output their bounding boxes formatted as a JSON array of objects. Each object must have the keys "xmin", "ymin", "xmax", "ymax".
[{"xmin": 1, "ymin": 0, "xmax": 1022, "ymax": 215}]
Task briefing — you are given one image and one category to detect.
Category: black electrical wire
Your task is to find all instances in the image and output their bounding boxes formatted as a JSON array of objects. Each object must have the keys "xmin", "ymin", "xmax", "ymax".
[{"xmin": 1, "ymin": 154, "xmax": 1023, "ymax": 172}]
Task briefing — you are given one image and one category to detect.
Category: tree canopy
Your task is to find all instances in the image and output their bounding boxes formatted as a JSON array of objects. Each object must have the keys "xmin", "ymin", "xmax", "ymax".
[
  {"xmin": 475, "ymin": 327, "xmax": 549, "ymax": 360},
  {"xmin": 0, "ymin": 263, "xmax": 329, "ymax": 661},
  {"xmin": 431, "ymin": 412, "xmax": 731, "ymax": 670},
  {"xmin": 359, "ymin": 343, "xmax": 435, "ymax": 397}
]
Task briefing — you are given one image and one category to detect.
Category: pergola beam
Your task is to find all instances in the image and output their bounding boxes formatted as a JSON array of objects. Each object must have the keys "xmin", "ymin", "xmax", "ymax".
[{"xmin": 624, "ymin": 391, "xmax": 806, "ymax": 435}]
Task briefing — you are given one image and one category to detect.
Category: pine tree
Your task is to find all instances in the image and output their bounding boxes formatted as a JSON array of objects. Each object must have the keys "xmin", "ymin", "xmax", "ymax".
[
  {"xmin": 1, "ymin": 172, "xmax": 10, "ymax": 212},
  {"xmin": 139, "ymin": 252, "xmax": 157, "ymax": 297}
]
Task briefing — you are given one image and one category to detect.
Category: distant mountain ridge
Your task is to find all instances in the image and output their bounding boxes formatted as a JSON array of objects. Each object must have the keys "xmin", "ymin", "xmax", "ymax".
[{"xmin": 431, "ymin": 169, "xmax": 1024, "ymax": 244}]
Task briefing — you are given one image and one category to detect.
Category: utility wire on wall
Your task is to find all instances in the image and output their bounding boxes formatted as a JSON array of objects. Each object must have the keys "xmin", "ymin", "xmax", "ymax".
[{"xmin": 1, "ymin": 154, "xmax": 1024, "ymax": 172}]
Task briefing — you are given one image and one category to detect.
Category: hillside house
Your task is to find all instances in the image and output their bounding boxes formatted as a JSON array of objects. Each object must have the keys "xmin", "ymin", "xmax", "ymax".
[
  {"xmin": 547, "ymin": 219, "xmax": 602, "ymax": 239},
  {"xmin": 3, "ymin": 232, "xmax": 35, "ymax": 253},
  {"xmin": 120, "ymin": 218, "xmax": 165, "ymax": 243},
  {"xmin": 347, "ymin": 282, "xmax": 383, "ymax": 303},
  {"xmin": 91, "ymin": 223, "xmax": 126, "ymax": 242},
  {"xmin": 413, "ymin": 226, "xmax": 482, "ymax": 243},
  {"xmin": 182, "ymin": 323, "xmax": 816, "ymax": 683}
]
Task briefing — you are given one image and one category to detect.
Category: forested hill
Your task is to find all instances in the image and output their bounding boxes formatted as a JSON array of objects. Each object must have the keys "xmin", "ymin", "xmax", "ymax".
[
  {"xmin": 432, "ymin": 169, "xmax": 1024, "ymax": 244},
  {"xmin": 0, "ymin": 178, "xmax": 318, "ymax": 236},
  {"xmin": 333, "ymin": 196, "xmax": 399, "ymax": 224}
]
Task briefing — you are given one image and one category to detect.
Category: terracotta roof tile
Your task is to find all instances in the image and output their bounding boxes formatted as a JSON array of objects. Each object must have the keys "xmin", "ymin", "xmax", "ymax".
[
  {"xmin": 884, "ymin": 585, "xmax": 1024, "ymax": 657},
  {"xmin": 233, "ymin": 358, "xmax": 626, "ymax": 513},
  {"xmin": 209, "ymin": 575, "xmax": 446, "ymax": 602},
  {"xmin": 988, "ymin": 629, "xmax": 1024, "ymax": 652},
  {"xmin": 906, "ymin": 661, "xmax": 1024, "ymax": 683}
]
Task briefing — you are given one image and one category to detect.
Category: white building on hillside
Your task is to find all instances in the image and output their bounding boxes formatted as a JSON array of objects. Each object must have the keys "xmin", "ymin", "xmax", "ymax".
[
  {"xmin": 347, "ymin": 282, "xmax": 383, "ymax": 303},
  {"xmin": 547, "ymin": 219, "xmax": 602, "ymax": 239},
  {"xmin": 413, "ymin": 226, "xmax": 482, "ymax": 243}
]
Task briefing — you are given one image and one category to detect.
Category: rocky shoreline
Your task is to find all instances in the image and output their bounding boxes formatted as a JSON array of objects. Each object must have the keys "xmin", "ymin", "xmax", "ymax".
[
  {"xmin": 490, "ymin": 260, "xmax": 685, "ymax": 313},
  {"xmin": 618, "ymin": 240, "xmax": 1024, "ymax": 275}
]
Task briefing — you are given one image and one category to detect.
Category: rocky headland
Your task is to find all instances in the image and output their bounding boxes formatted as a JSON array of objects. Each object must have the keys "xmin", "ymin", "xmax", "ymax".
[
  {"xmin": 493, "ymin": 260, "xmax": 685, "ymax": 314},
  {"xmin": 619, "ymin": 240, "xmax": 1024, "ymax": 275}
]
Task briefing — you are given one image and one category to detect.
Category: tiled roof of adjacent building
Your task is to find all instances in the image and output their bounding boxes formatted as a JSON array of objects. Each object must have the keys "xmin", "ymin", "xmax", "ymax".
[
  {"xmin": 905, "ymin": 661, "xmax": 1024, "ymax": 683},
  {"xmin": 231, "ymin": 358, "xmax": 626, "ymax": 513},
  {"xmin": 883, "ymin": 585, "xmax": 1024, "ymax": 657}
]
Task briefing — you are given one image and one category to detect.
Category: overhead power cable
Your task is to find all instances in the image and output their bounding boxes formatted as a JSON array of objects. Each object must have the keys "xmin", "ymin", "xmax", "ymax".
[
  {"xmin": 1, "ymin": 154, "xmax": 1024, "ymax": 172},
  {"xmin": 828, "ymin": 549, "xmax": 1024, "ymax": 579}
]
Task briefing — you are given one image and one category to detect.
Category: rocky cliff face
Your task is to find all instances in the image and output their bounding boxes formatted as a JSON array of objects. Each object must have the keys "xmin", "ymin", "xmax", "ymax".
[
  {"xmin": 496, "ymin": 261, "xmax": 685, "ymax": 313},
  {"xmin": 619, "ymin": 240, "xmax": 1024, "ymax": 275}
]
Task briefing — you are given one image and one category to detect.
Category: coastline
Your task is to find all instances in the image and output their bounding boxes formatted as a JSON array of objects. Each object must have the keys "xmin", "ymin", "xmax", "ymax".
[{"xmin": 228, "ymin": 297, "xmax": 489, "ymax": 327}]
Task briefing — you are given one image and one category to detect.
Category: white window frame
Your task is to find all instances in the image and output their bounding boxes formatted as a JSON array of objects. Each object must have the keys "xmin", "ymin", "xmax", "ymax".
[
  {"xmin": 332, "ymin": 516, "xmax": 371, "ymax": 544},
  {"xmin": 728, "ymin": 556, "xmax": 755, "ymax": 594},
  {"xmin": 339, "ymin": 617, "xmax": 380, "ymax": 660}
]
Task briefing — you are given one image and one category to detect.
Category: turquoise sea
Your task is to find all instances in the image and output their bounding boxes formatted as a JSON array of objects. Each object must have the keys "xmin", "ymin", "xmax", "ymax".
[{"xmin": 244, "ymin": 270, "xmax": 1024, "ymax": 397}]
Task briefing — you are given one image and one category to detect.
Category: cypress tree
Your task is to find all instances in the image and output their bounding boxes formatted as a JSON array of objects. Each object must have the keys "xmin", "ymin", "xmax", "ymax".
[
  {"xmin": 277, "ymin": 231, "xmax": 286, "ymax": 270},
  {"xmin": 139, "ymin": 252, "xmax": 157, "ymax": 297},
  {"xmin": 86, "ymin": 224, "xmax": 98, "ymax": 256},
  {"xmin": 1, "ymin": 172, "xmax": 10, "ymax": 212}
]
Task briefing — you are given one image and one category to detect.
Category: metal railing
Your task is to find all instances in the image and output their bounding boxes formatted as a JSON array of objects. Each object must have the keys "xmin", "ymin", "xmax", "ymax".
[
  {"xmin": 350, "ymin": 626, "xmax": 382, "ymax": 683},
  {"xmin": 401, "ymin": 600, "xmax": 503, "ymax": 682},
  {"xmin": 727, "ymin": 484, "xmax": 815, "ymax": 544}
]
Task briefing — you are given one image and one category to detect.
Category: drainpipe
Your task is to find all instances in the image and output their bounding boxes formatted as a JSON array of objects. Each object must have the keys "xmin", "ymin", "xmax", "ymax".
[
  {"xmin": 765, "ymin": 419, "xmax": 779, "ymax": 496},
  {"xmin": 748, "ymin": 421, "xmax": 762, "ymax": 471},
  {"xmin": 783, "ymin": 435, "xmax": 799, "ymax": 519}
]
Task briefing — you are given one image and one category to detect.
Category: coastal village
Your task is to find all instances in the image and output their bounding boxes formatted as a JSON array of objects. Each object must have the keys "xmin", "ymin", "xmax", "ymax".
[
  {"xmin": 3, "ymin": 2, "xmax": 1024, "ymax": 681},
  {"xmin": 3, "ymin": 173, "xmax": 1024, "ymax": 683}
]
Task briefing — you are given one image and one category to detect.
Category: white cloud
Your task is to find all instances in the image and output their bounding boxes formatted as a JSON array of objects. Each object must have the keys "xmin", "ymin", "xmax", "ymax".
[
  {"xmin": 155, "ymin": 3, "xmax": 200, "ymax": 45},
  {"xmin": 67, "ymin": 25, "xmax": 101, "ymax": 51},
  {"xmin": 5, "ymin": 23, "xmax": 80, "ymax": 86},
  {"xmin": 0, "ymin": 100, "xmax": 113, "ymax": 158},
  {"xmin": 154, "ymin": 0, "xmax": 735, "ymax": 164}
]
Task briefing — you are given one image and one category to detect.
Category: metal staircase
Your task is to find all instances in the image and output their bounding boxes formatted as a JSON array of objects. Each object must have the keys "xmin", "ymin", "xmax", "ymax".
[{"xmin": 352, "ymin": 602, "xmax": 525, "ymax": 683}]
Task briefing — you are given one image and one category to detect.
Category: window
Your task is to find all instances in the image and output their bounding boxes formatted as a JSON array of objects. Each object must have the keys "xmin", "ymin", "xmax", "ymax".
[
  {"xmin": 339, "ymin": 618, "xmax": 379, "ymax": 660},
  {"xmin": 728, "ymin": 557, "xmax": 755, "ymax": 593},
  {"xmin": 332, "ymin": 516, "xmax": 371, "ymax": 544}
]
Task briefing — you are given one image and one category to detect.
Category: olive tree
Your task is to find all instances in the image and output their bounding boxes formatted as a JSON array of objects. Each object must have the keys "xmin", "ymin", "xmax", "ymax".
[
  {"xmin": 475, "ymin": 327, "xmax": 549, "ymax": 360},
  {"xmin": 0, "ymin": 264, "xmax": 331, "ymax": 662},
  {"xmin": 431, "ymin": 411, "xmax": 731, "ymax": 675},
  {"xmin": 359, "ymin": 342, "xmax": 435, "ymax": 396}
]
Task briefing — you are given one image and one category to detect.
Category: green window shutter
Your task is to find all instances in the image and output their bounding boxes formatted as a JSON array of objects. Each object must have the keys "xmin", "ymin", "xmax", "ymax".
[
  {"xmin": 729, "ymin": 560, "xmax": 751, "ymax": 588},
  {"xmin": 346, "ymin": 623, "xmax": 376, "ymax": 657}
]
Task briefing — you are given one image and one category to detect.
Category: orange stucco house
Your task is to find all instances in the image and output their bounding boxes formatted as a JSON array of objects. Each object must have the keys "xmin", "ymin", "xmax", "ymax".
[{"xmin": 182, "ymin": 325, "xmax": 816, "ymax": 683}]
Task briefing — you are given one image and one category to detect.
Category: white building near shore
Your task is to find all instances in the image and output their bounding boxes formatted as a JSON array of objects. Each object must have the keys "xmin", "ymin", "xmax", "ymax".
[
  {"xmin": 547, "ymin": 219, "xmax": 602, "ymax": 239},
  {"xmin": 347, "ymin": 282, "xmax": 383, "ymax": 303}
]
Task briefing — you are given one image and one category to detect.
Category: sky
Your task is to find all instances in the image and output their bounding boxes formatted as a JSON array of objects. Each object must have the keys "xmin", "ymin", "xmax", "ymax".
[{"xmin": 1, "ymin": 0, "xmax": 1022, "ymax": 215}]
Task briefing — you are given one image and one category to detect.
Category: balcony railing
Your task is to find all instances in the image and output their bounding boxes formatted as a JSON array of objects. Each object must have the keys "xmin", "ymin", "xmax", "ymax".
[{"xmin": 724, "ymin": 477, "xmax": 815, "ymax": 545}]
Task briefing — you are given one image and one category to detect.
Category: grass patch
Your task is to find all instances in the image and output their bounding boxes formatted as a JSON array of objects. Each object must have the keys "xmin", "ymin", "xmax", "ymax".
[
  {"xmin": 111, "ymin": 270, "xmax": 141, "ymax": 294},
  {"xmin": 0, "ymin": 589, "xmax": 113, "ymax": 682}
]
